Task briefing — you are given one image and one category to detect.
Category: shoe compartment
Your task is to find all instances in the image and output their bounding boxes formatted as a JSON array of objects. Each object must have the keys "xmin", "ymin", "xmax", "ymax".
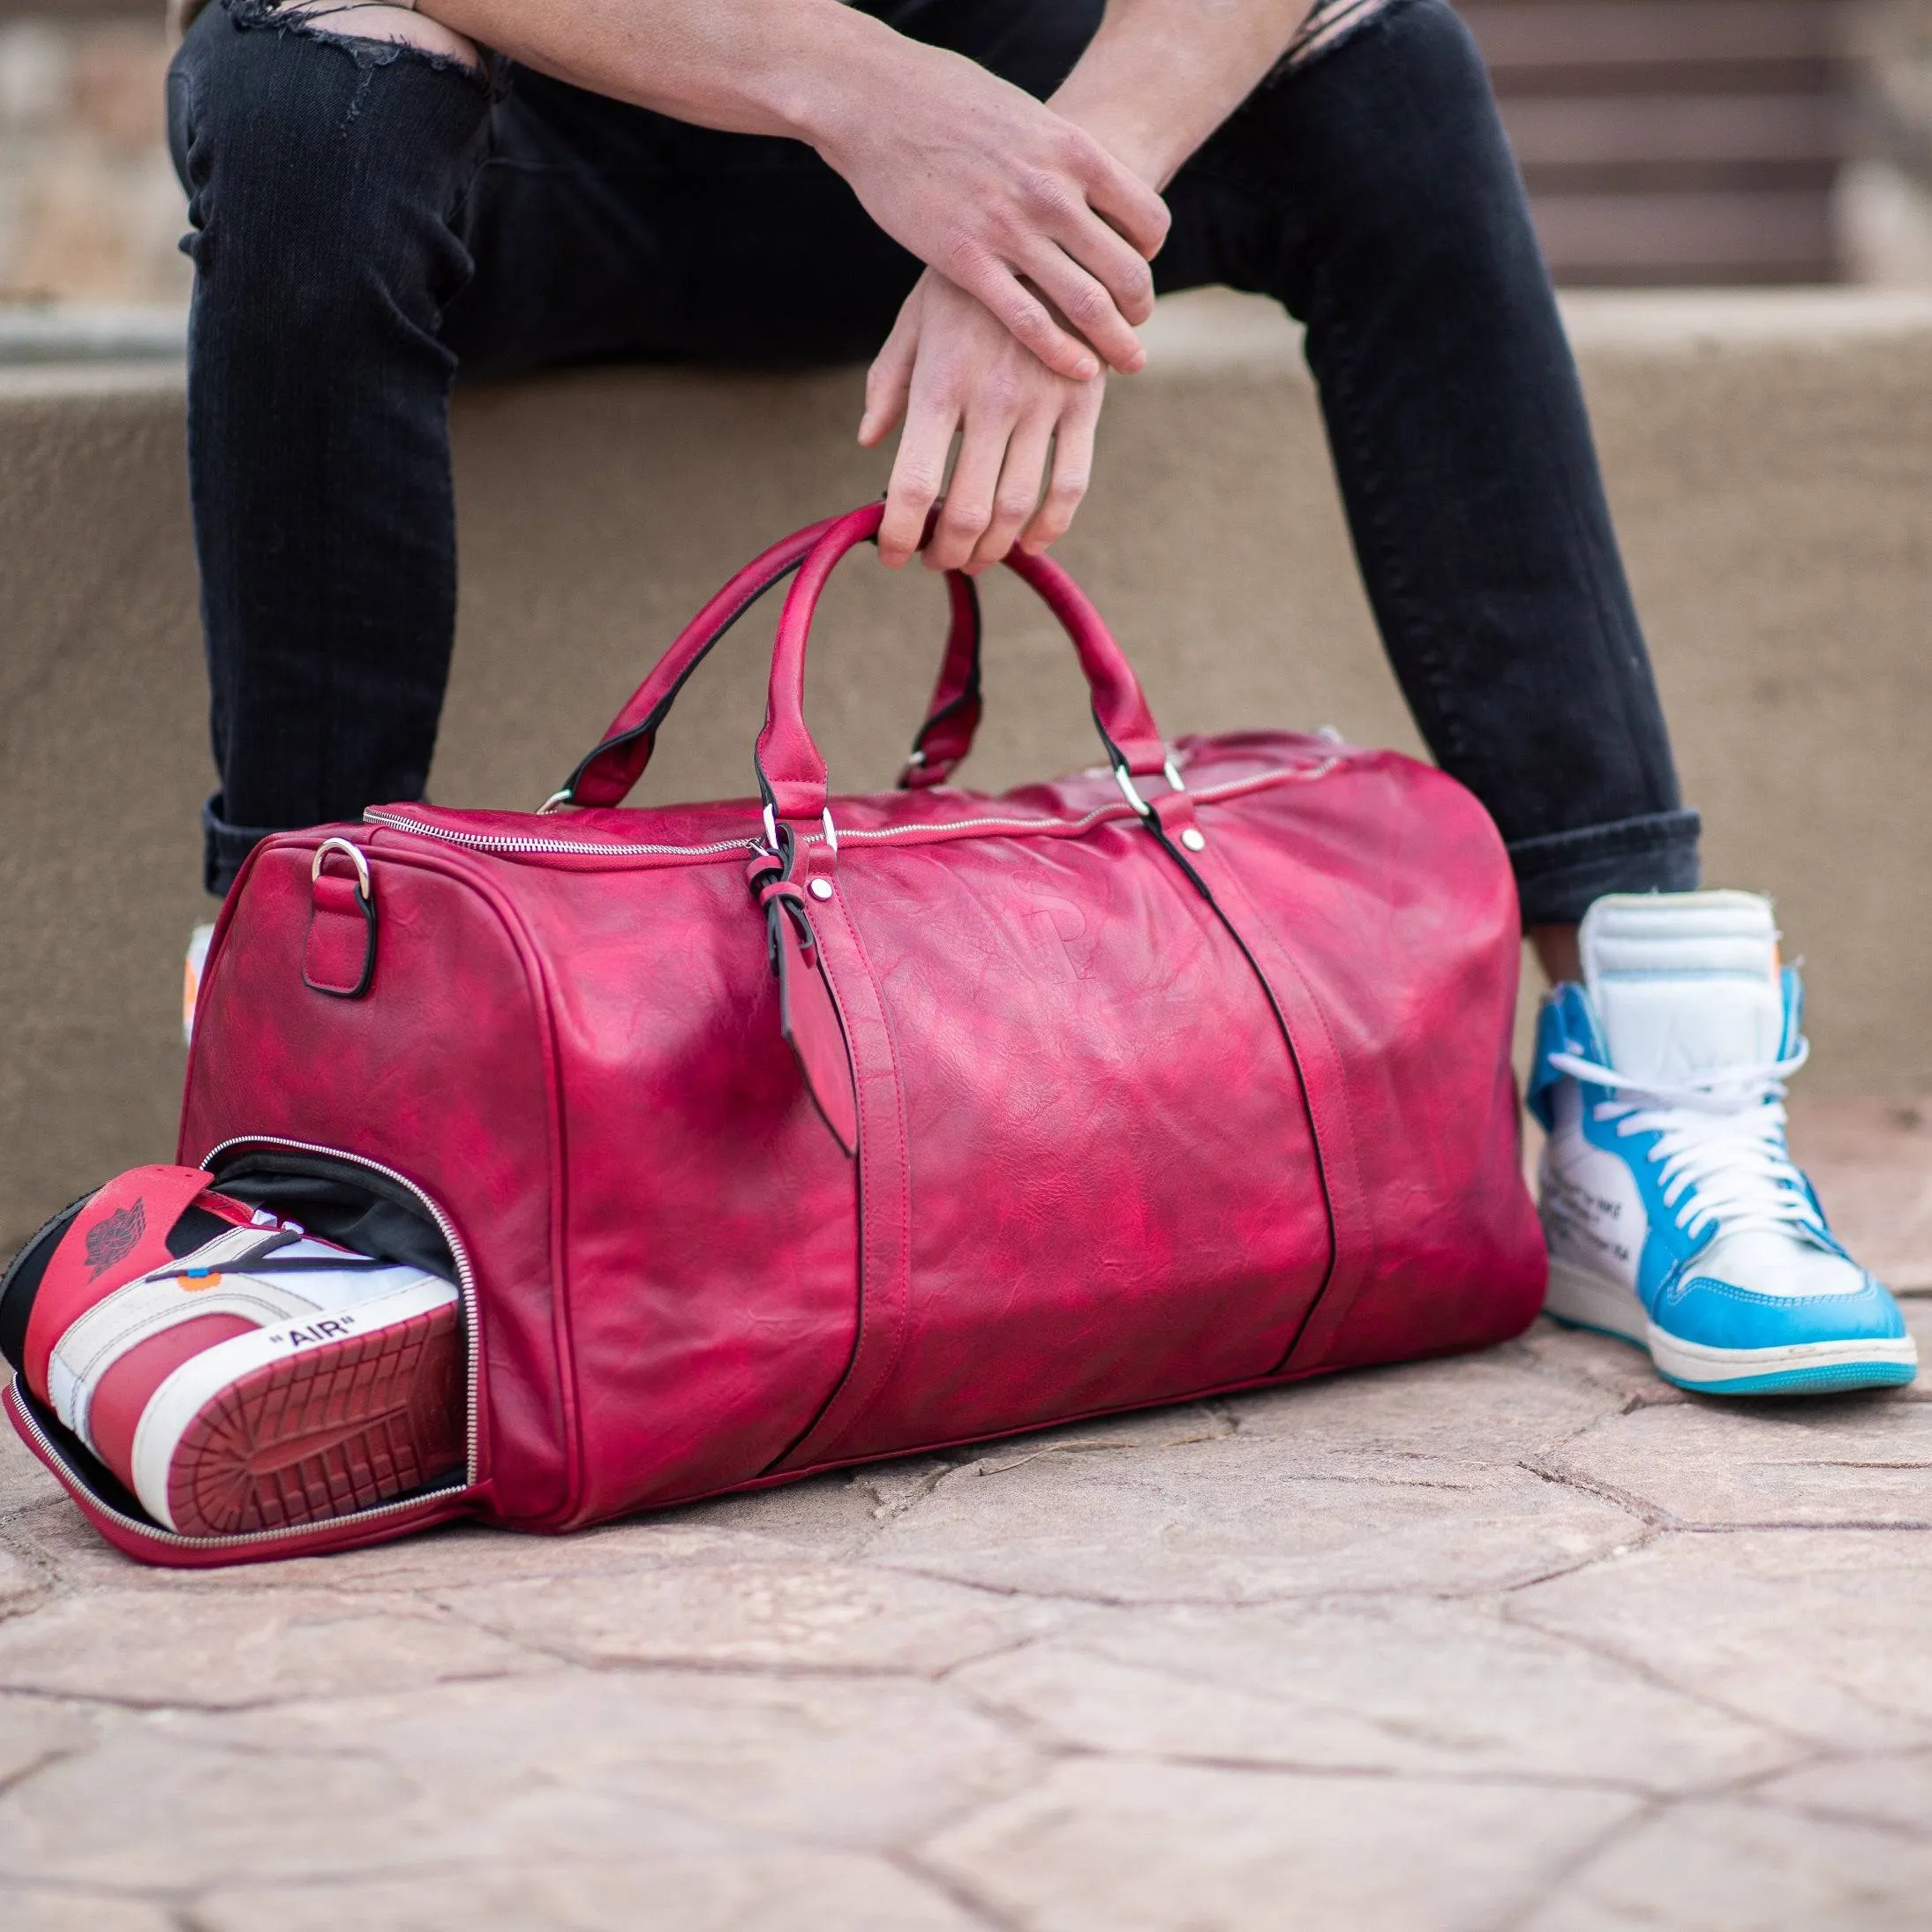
[{"xmin": 2, "ymin": 1140, "xmax": 479, "ymax": 1562}]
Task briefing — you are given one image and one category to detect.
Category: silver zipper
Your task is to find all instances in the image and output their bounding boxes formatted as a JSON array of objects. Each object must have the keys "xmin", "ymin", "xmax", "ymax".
[
  {"xmin": 362, "ymin": 810, "xmax": 751, "ymax": 860},
  {"xmin": 14, "ymin": 1138, "xmax": 482, "ymax": 1552},
  {"xmin": 361, "ymin": 763, "xmax": 1340, "ymax": 863}
]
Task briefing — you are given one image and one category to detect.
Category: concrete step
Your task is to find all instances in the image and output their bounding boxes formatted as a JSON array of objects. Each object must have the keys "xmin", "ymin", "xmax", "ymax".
[{"xmin": 1, "ymin": 286, "xmax": 1928, "ymax": 1248}]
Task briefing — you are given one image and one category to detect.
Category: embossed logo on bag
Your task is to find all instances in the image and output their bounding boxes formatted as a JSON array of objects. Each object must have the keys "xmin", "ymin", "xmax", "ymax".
[{"xmin": 85, "ymin": 1200, "xmax": 147, "ymax": 1280}]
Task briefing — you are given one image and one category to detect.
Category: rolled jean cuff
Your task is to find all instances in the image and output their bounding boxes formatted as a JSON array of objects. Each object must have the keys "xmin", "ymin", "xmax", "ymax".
[
  {"xmin": 202, "ymin": 792, "xmax": 290, "ymax": 899},
  {"xmin": 1507, "ymin": 807, "xmax": 1703, "ymax": 928}
]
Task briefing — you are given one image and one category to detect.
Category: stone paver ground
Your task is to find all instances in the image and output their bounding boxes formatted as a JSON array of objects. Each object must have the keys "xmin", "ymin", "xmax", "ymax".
[{"xmin": 1, "ymin": 1100, "xmax": 1928, "ymax": 1930}]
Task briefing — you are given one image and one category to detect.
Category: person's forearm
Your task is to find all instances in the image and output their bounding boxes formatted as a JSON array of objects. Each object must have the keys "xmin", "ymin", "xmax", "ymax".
[
  {"xmin": 417, "ymin": 0, "xmax": 924, "ymax": 152},
  {"xmin": 420, "ymin": 0, "xmax": 1172, "ymax": 381},
  {"xmin": 1050, "ymin": 0, "xmax": 1315, "ymax": 188}
]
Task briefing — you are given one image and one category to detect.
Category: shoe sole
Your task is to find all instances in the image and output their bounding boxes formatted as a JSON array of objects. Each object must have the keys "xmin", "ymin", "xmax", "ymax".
[
  {"xmin": 131, "ymin": 1282, "xmax": 462, "ymax": 1535},
  {"xmin": 1545, "ymin": 1259, "xmax": 1918, "ymax": 1396}
]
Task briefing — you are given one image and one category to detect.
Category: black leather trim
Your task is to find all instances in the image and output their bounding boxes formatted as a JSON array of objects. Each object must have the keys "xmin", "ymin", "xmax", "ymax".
[{"xmin": 560, "ymin": 554, "xmax": 811, "ymax": 806}]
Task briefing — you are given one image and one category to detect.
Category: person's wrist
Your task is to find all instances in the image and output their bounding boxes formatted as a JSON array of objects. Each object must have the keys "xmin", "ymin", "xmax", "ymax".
[
  {"xmin": 1048, "ymin": 91, "xmax": 1183, "ymax": 192},
  {"xmin": 775, "ymin": 10, "xmax": 938, "ymax": 167}
]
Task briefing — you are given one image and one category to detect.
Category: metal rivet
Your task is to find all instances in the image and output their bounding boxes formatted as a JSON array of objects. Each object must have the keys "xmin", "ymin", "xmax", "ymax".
[
  {"xmin": 809, "ymin": 877, "xmax": 834, "ymax": 900},
  {"xmin": 1180, "ymin": 829, "xmax": 1207, "ymax": 853}
]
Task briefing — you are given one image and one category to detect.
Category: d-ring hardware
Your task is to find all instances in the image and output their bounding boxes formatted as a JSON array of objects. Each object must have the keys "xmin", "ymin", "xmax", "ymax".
[
  {"xmin": 1112, "ymin": 756, "xmax": 1188, "ymax": 819},
  {"xmin": 312, "ymin": 837, "xmax": 372, "ymax": 902},
  {"xmin": 761, "ymin": 803, "xmax": 841, "ymax": 854}
]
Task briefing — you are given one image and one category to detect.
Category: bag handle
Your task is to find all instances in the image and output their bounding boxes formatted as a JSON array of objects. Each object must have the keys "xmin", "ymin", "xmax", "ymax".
[
  {"xmin": 899, "ymin": 570, "xmax": 984, "ymax": 791},
  {"xmin": 756, "ymin": 502, "xmax": 1169, "ymax": 829},
  {"xmin": 558, "ymin": 518, "xmax": 988, "ymax": 811}
]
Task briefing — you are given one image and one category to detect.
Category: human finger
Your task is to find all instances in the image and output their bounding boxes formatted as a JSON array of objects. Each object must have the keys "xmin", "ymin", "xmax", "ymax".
[
  {"xmin": 1039, "ymin": 197, "xmax": 1160, "ymax": 328},
  {"xmin": 1019, "ymin": 376, "xmax": 1104, "ymax": 553},
  {"xmin": 859, "ymin": 297, "xmax": 921, "ymax": 447},
  {"xmin": 1077, "ymin": 143, "xmax": 1172, "ymax": 261},
  {"xmin": 925, "ymin": 399, "xmax": 1016, "ymax": 573},
  {"xmin": 879, "ymin": 387, "xmax": 959, "ymax": 569},
  {"xmin": 970, "ymin": 405, "xmax": 1056, "ymax": 570},
  {"xmin": 1015, "ymin": 236, "xmax": 1146, "ymax": 373}
]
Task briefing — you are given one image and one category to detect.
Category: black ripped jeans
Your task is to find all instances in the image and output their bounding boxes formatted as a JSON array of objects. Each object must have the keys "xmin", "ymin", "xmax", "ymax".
[{"xmin": 167, "ymin": 0, "xmax": 1700, "ymax": 917}]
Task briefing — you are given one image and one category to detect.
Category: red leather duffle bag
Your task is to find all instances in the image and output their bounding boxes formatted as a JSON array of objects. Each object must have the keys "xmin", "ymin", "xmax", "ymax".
[{"xmin": 9, "ymin": 503, "xmax": 1545, "ymax": 1565}]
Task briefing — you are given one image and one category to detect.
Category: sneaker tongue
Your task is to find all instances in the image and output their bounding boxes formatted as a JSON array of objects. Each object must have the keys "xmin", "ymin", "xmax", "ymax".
[{"xmin": 1581, "ymin": 891, "xmax": 1786, "ymax": 1087}]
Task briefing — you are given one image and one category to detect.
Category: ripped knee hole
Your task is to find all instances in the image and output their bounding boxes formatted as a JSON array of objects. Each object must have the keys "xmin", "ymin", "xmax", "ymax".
[{"xmin": 269, "ymin": 2, "xmax": 482, "ymax": 72}]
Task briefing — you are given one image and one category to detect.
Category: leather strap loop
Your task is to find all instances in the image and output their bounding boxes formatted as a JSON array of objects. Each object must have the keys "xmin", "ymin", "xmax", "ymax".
[
  {"xmin": 758, "ymin": 878, "xmax": 808, "ymax": 915},
  {"xmin": 304, "ymin": 844, "xmax": 378, "ymax": 999}
]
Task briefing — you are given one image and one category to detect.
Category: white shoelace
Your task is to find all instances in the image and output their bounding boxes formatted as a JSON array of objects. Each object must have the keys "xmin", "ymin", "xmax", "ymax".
[{"xmin": 1546, "ymin": 1045, "xmax": 1823, "ymax": 1244}]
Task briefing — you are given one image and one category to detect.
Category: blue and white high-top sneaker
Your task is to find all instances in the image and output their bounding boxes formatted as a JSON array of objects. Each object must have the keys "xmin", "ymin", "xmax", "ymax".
[{"xmin": 1529, "ymin": 891, "xmax": 1916, "ymax": 1396}]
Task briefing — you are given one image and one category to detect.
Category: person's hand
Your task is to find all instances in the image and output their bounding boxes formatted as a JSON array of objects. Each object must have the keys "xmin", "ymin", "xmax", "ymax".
[
  {"xmin": 812, "ymin": 38, "xmax": 1168, "ymax": 381},
  {"xmin": 861, "ymin": 268, "xmax": 1108, "ymax": 572},
  {"xmin": 418, "ymin": 0, "xmax": 1167, "ymax": 376}
]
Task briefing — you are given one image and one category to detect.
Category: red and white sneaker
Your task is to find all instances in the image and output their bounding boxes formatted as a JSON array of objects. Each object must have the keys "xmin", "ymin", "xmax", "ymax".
[{"xmin": 5, "ymin": 1166, "xmax": 461, "ymax": 1535}]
